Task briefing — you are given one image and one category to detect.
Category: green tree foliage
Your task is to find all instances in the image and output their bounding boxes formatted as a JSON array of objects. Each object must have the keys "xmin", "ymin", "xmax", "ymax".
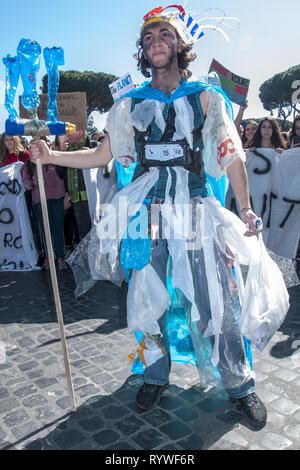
[
  {"xmin": 42, "ymin": 70, "xmax": 118, "ymax": 116},
  {"xmin": 259, "ymin": 65, "xmax": 300, "ymax": 128}
]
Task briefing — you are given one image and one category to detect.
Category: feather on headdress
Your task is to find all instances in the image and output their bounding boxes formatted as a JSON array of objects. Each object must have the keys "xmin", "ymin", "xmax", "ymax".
[{"xmin": 141, "ymin": 4, "xmax": 239, "ymax": 44}]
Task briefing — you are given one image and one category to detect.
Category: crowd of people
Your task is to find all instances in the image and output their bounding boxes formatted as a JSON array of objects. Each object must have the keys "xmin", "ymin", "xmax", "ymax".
[
  {"xmin": 0, "ymin": 107, "xmax": 300, "ymax": 270},
  {"xmin": 235, "ymin": 102, "xmax": 300, "ymax": 151}
]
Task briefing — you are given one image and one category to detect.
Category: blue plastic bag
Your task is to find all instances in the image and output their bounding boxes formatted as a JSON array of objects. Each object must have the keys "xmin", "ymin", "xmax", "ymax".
[
  {"xmin": 43, "ymin": 47, "xmax": 64, "ymax": 122},
  {"xmin": 17, "ymin": 38, "xmax": 41, "ymax": 111},
  {"xmin": 2, "ymin": 55, "xmax": 20, "ymax": 121}
]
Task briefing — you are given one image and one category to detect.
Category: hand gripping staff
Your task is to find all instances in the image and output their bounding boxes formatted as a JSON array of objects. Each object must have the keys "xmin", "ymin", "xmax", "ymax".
[{"xmin": 3, "ymin": 38, "xmax": 76, "ymax": 412}]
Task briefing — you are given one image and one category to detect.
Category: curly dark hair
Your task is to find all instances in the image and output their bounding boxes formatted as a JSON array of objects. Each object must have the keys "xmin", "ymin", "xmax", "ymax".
[
  {"xmin": 287, "ymin": 115, "xmax": 300, "ymax": 148},
  {"xmin": 251, "ymin": 117, "xmax": 286, "ymax": 149},
  {"xmin": 134, "ymin": 30, "xmax": 196, "ymax": 79}
]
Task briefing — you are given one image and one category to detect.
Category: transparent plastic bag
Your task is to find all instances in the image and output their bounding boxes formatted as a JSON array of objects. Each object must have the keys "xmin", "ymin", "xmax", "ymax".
[
  {"xmin": 127, "ymin": 264, "xmax": 170, "ymax": 335},
  {"xmin": 240, "ymin": 234, "xmax": 290, "ymax": 352}
]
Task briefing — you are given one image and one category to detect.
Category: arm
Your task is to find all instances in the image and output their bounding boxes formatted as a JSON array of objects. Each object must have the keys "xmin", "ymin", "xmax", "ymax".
[
  {"xmin": 200, "ymin": 90, "xmax": 207, "ymax": 117},
  {"xmin": 29, "ymin": 134, "xmax": 113, "ymax": 169},
  {"xmin": 226, "ymin": 158, "xmax": 262, "ymax": 237},
  {"xmin": 234, "ymin": 100, "xmax": 248, "ymax": 132},
  {"xmin": 290, "ymin": 138, "xmax": 300, "ymax": 149}
]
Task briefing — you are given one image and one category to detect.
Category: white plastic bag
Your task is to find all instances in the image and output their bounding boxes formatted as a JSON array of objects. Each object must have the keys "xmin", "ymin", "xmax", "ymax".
[
  {"xmin": 127, "ymin": 264, "xmax": 170, "ymax": 335},
  {"xmin": 240, "ymin": 235, "xmax": 290, "ymax": 352}
]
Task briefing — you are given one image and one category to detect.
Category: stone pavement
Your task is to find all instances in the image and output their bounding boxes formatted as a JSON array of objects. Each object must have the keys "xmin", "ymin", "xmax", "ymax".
[{"xmin": 0, "ymin": 265, "xmax": 300, "ymax": 451}]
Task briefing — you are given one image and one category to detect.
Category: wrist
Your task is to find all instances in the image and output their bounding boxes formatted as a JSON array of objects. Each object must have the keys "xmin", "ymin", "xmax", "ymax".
[
  {"xmin": 48, "ymin": 150, "xmax": 58, "ymax": 165},
  {"xmin": 241, "ymin": 206, "xmax": 252, "ymax": 214}
]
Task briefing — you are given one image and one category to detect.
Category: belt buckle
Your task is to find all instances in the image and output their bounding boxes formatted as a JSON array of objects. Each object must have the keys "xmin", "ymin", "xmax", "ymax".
[{"xmin": 140, "ymin": 141, "xmax": 187, "ymax": 167}]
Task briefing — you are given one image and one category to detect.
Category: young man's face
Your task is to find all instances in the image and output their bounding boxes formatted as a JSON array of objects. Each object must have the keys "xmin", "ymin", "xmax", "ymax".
[{"xmin": 142, "ymin": 21, "xmax": 180, "ymax": 70}]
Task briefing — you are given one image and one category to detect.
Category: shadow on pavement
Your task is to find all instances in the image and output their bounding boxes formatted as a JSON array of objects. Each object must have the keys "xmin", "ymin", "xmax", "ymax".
[
  {"xmin": 2, "ymin": 375, "xmax": 256, "ymax": 451},
  {"xmin": 0, "ymin": 270, "xmax": 126, "ymax": 332},
  {"xmin": 270, "ymin": 266, "xmax": 300, "ymax": 359}
]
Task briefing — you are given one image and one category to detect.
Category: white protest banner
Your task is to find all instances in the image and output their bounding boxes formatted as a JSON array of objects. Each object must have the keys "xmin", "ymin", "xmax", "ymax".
[
  {"xmin": 225, "ymin": 148, "xmax": 300, "ymax": 259},
  {"xmin": 19, "ymin": 92, "xmax": 88, "ymax": 131},
  {"xmin": 0, "ymin": 162, "xmax": 38, "ymax": 271},
  {"xmin": 109, "ymin": 73, "xmax": 135, "ymax": 101},
  {"xmin": 209, "ymin": 58, "xmax": 250, "ymax": 106}
]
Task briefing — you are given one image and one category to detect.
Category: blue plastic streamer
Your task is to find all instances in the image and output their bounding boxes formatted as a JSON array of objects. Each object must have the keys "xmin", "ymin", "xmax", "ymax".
[
  {"xmin": 17, "ymin": 38, "xmax": 41, "ymax": 111},
  {"xmin": 43, "ymin": 47, "xmax": 64, "ymax": 122},
  {"xmin": 2, "ymin": 55, "xmax": 20, "ymax": 121}
]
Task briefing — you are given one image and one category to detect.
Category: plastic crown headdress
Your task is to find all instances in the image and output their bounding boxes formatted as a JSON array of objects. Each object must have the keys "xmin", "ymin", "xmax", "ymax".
[{"xmin": 141, "ymin": 4, "xmax": 240, "ymax": 44}]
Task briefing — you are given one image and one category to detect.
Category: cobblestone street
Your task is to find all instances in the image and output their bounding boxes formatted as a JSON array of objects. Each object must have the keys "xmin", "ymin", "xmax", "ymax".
[{"xmin": 0, "ymin": 266, "xmax": 300, "ymax": 451}]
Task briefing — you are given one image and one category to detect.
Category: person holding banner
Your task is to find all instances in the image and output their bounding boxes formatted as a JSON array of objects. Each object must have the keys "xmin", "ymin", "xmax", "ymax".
[
  {"xmin": 242, "ymin": 120, "xmax": 258, "ymax": 149},
  {"xmin": 287, "ymin": 116, "xmax": 300, "ymax": 149},
  {"xmin": 0, "ymin": 132, "xmax": 40, "ymax": 258},
  {"xmin": 23, "ymin": 136, "xmax": 68, "ymax": 270},
  {"xmin": 0, "ymin": 133, "xmax": 30, "ymax": 167},
  {"xmin": 29, "ymin": 4, "xmax": 291, "ymax": 429}
]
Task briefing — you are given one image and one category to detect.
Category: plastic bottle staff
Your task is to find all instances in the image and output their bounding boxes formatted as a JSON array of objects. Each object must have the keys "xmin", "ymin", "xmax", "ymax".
[
  {"xmin": 4, "ymin": 38, "xmax": 75, "ymax": 137},
  {"xmin": 3, "ymin": 38, "xmax": 77, "ymax": 412}
]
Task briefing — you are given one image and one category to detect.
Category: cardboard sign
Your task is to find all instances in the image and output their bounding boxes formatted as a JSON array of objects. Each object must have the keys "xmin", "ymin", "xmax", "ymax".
[
  {"xmin": 209, "ymin": 59, "xmax": 250, "ymax": 106},
  {"xmin": 109, "ymin": 73, "xmax": 135, "ymax": 101},
  {"xmin": 225, "ymin": 148, "xmax": 300, "ymax": 259},
  {"xmin": 19, "ymin": 92, "xmax": 88, "ymax": 131},
  {"xmin": 0, "ymin": 162, "xmax": 37, "ymax": 271}
]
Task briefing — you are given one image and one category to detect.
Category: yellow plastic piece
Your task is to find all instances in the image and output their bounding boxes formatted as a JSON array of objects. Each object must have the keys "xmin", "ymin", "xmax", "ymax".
[{"xmin": 65, "ymin": 122, "xmax": 76, "ymax": 134}]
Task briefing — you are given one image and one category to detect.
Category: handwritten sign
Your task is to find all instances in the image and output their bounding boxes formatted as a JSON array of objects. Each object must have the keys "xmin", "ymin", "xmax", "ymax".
[
  {"xmin": 209, "ymin": 59, "xmax": 250, "ymax": 106},
  {"xmin": 19, "ymin": 92, "xmax": 88, "ymax": 131},
  {"xmin": 0, "ymin": 162, "xmax": 37, "ymax": 271},
  {"xmin": 109, "ymin": 73, "xmax": 135, "ymax": 101},
  {"xmin": 225, "ymin": 148, "xmax": 300, "ymax": 259}
]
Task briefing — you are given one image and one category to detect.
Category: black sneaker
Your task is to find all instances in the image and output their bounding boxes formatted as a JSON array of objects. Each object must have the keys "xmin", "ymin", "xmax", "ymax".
[
  {"xmin": 136, "ymin": 383, "xmax": 168, "ymax": 411},
  {"xmin": 231, "ymin": 393, "xmax": 267, "ymax": 428}
]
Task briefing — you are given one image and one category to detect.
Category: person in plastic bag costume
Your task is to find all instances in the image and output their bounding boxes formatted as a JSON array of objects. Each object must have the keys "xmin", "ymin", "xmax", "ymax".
[{"xmin": 30, "ymin": 6, "xmax": 291, "ymax": 428}]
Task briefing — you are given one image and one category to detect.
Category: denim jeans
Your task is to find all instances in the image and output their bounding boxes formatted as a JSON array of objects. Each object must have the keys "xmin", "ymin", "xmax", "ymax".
[{"xmin": 143, "ymin": 237, "xmax": 255, "ymax": 399}]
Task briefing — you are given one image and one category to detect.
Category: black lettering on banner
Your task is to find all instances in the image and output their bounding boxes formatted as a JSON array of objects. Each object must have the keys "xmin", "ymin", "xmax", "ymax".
[
  {"xmin": 280, "ymin": 197, "xmax": 300, "ymax": 228},
  {"xmin": 253, "ymin": 150, "xmax": 272, "ymax": 175},
  {"xmin": 261, "ymin": 193, "xmax": 268, "ymax": 220},
  {"xmin": 250, "ymin": 196, "xmax": 254, "ymax": 213},
  {"xmin": 3, "ymin": 234, "xmax": 23, "ymax": 249},
  {"xmin": 0, "ymin": 259, "xmax": 17, "ymax": 270},
  {"xmin": 14, "ymin": 236, "xmax": 22, "ymax": 249},
  {"xmin": 0, "ymin": 208, "xmax": 14, "ymax": 224},
  {"xmin": 266, "ymin": 192, "xmax": 278, "ymax": 228},
  {"xmin": 7, "ymin": 179, "xmax": 22, "ymax": 196},
  {"xmin": 0, "ymin": 179, "xmax": 22, "ymax": 196},
  {"xmin": 4, "ymin": 233, "xmax": 13, "ymax": 247},
  {"xmin": 230, "ymin": 198, "xmax": 239, "ymax": 216}
]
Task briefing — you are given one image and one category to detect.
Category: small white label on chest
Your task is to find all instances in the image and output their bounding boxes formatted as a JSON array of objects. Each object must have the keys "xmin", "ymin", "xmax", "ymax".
[{"xmin": 144, "ymin": 143, "xmax": 184, "ymax": 162}]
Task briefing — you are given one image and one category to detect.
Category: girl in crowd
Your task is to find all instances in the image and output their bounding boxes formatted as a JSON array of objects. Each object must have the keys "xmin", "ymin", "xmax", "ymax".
[
  {"xmin": 0, "ymin": 133, "xmax": 30, "ymax": 167},
  {"xmin": 241, "ymin": 120, "xmax": 258, "ymax": 149},
  {"xmin": 249, "ymin": 117, "xmax": 286, "ymax": 153},
  {"xmin": 22, "ymin": 136, "xmax": 68, "ymax": 270},
  {"xmin": 287, "ymin": 116, "xmax": 300, "ymax": 149}
]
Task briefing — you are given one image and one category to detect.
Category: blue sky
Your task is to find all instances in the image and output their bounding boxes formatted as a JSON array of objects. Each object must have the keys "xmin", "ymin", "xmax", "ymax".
[{"xmin": 0, "ymin": 0, "xmax": 299, "ymax": 132}]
